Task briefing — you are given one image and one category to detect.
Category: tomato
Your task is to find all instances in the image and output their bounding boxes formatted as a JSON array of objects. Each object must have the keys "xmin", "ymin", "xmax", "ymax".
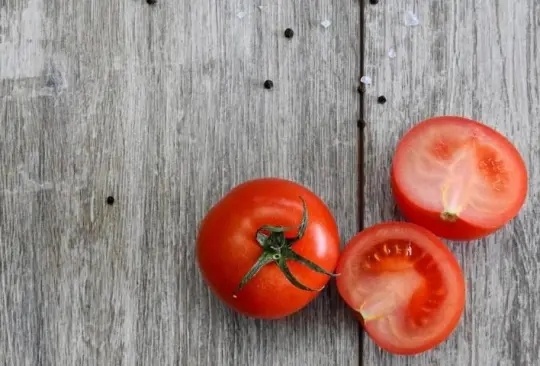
[
  {"xmin": 196, "ymin": 178, "xmax": 340, "ymax": 319},
  {"xmin": 391, "ymin": 116, "xmax": 528, "ymax": 240},
  {"xmin": 336, "ymin": 222, "xmax": 465, "ymax": 355}
]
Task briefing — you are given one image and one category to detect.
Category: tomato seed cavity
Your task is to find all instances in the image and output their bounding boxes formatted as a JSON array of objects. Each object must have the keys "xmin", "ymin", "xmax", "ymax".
[{"xmin": 358, "ymin": 240, "xmax": 448, "ymax": 324}]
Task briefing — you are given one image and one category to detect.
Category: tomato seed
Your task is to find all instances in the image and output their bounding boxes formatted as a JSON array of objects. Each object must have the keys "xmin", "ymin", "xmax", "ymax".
[{"xmin": 405, "ymin": 244, "xmax": 413, "ymax": 256}]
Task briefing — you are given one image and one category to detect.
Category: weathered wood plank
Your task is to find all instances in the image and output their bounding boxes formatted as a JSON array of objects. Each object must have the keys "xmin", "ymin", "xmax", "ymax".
[
  {"xmin": 363, "ymin": 0, "xmax": 540, "ymax": 365},
  {"xmin": 0, "ymin": 0, "xmax": 361, "ymax": 365}
]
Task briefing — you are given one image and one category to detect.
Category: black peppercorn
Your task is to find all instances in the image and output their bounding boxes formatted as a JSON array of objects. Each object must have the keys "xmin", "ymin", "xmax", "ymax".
[
  {"xmin": 370, "ymin": 0, "xmax": 379, "ymax": 4},
  {"xmin": 357, "ymin": 120, "xmax": 366, "ymax": 129},
  {"xmin": 264, "ymin": 80, "xmax": 274, "ymax": 89},
  {"xmin": 357, "ymin": 84, "xmax": 365, "ymax": 94},
  {"xmin": 147, "ymin": 0, "xmax": 157, "ymax": 4},
  {"xmin": 284, "ymin": 28, "xmax": 294, "ymax": 38},
  {"xmin": 377, "ymin": 95, "xmax": 387, "ymax": 104},
  {"xmin": 106, "ymin": 196, "xmax": 115, "ymax": 205}
]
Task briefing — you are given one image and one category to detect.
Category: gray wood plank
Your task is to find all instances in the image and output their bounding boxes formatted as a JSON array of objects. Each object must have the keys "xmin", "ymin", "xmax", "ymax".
[
  {"xmin": 363, "ymin": 0, "xmax": 540, "ymax": 365},
  {"xmin": 0, "ymin": 0, "xmax": 361, "ymax": 365}
]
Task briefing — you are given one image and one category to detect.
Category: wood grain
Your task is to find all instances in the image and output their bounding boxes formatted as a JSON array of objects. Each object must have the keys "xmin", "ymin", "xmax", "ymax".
[
  {"xmin": 363, "ymin": 0, "xmax": 540, "ymax": 365},
  {"xmin": 0, "ymin": 0, "xmax": 361, "ymax": 365}
]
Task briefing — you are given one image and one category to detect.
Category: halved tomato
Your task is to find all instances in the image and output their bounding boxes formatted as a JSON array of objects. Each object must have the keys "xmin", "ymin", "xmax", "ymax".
[
  {"xmin": 391, "ymin": 116, "xmax": 528, "ymax": 240},
  {"xmin": 336, "ymin": 222, "xmax": 465, "ymax": 355}
]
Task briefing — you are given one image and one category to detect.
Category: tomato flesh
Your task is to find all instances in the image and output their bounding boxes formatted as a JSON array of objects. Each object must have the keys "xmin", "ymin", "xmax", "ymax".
[
  {"xmin": 392, "ymin": 116, "xmax": 527, "ymax": 240},
  {"xmin": 336, "ymin": 222, "xmax": 465, "ymax": 355}
]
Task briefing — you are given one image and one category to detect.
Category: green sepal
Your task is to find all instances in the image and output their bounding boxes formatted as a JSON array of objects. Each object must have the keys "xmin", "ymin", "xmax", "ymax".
[
  {"xmin": 233, "ymin": 252, "xmax": 275, "ymax": 297},
  {"xmin": 277, "ymin": 257, "xmax": 321, "ymax": 292},
  {"xmin": 232, "ymin": 196, "xmax": 337, "ymax": 297},
  {"xmin": 282, "ymin": 248, "xmax": 339, "ymax": 277}
]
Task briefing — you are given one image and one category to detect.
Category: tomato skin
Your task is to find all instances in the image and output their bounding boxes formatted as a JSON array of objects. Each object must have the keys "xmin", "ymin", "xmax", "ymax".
[
  {"xmin": 336, "ymin": 222, "xmax": 465, "ymax": 355},
  {"xmin": 196, "ymin": 178, "xmax": 340, "ymax": 319},
  {"xmin": 391, "ymin": 116, "xmax": 528, "ymax": 241},
  {"xmin": 391, "ymin": 173, "xmax": 492, "ymax": 241}
]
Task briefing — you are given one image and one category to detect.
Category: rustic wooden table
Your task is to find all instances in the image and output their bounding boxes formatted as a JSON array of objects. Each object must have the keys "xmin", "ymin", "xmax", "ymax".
[{"xmin": 0, "ymin": 0, "xmax": 538, "ymax": 365}]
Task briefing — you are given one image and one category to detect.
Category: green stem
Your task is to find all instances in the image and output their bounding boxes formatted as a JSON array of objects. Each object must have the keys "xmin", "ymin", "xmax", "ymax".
[{"xmin": 232, "ymin": 196, "xmax": 337, "ymax": 297}]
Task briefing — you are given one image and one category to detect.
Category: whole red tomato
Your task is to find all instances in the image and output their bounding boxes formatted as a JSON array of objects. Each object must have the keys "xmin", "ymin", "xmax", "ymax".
[{"xmin": 196, "ymin": 178, "xmax": 340, "ymax": 319}]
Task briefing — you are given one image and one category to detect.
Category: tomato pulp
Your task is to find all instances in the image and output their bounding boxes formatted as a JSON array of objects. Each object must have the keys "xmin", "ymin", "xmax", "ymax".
[
  {"xmin": 391, "ymin": 116, "xmax": 528, "ymax": 240},
  {"xmin": 336, "ymin": 222, "xmax": 465, "ymax": 355},
  {"xmin": 196, "ymin": 178, "xmax": 340, "ymax": 319}
]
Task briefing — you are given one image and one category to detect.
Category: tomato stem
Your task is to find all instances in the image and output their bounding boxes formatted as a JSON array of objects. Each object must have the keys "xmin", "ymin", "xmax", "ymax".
[
  {"xmin": 232, "ymin": 197, "xmax": 338, "ymax": 297},
  {"xmin": 440, "ymin": 211, "xmax": 458, "ymax": 222}
]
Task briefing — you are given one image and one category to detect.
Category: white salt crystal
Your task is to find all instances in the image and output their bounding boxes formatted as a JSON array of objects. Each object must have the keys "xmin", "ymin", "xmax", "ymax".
[
  {"xmin": 258, "ymin": 6, "xmax": 263, "ymax": 10},
  {"xmin": 404, "ymin": 11, "xmax": 419, "ymax": 26},
  {"xmin": 236, "ymin": 11, "xmax": 247, "ymax": 19},
  {"xmin": 388, "ymin": 47, "xmax": 396, "ymax": 58},
  {"xmin": 360, "ymin": 76, "xmax": 372, "ymax": 85},
  {"xmin": 321, "ymin": 20, "xmax": 331, "ymax": 28}
]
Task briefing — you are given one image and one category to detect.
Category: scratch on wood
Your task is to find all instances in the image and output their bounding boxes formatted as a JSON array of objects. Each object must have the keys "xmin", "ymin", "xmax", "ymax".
[{"xmin": 90, "ymin": 192, "xmax": 95, "ymax": 223}]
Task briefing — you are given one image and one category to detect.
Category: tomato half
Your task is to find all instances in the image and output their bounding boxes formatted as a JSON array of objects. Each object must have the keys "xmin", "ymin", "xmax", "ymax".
[
  {"xmin": 336, "ymin": 222, "xmax": 465, "ymax": 355},
  {"xmin": 391, "ymin": 116, "xmax": 528, "ymax": 240},
  {"xmin": 196, "ymin": 178, "xmax": 340, "ymax": 319}
]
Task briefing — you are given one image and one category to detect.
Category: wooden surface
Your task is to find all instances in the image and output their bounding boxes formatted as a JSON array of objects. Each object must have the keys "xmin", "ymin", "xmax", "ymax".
[
  {"xmin": 2, "ymin": 0, "xmax": 540, "ymax": 365},
  {"xmin": 363, "ymin": 1, "xmax": 540, "ymax": 365},
  {"xmin": 0, "ymin": 0, "xmax": 360, "ymax": 365}
]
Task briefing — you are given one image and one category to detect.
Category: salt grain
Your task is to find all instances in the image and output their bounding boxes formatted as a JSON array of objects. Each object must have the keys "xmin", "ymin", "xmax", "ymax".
[
  {"xmin": 404, "ymin": 11, "xmax": 419, "ymax": 26},
  {"xmin": 360, "ymin": 76, "xmax": 372, "ymax": 85},
  {"xmin": 258, "ymin": 6, "xmax": 263, "ymax": 10},
  {"xmin": 236, "ymin": 11, "xmax": 247, "ymax": 19},
  {"xmin": 321, "ymin": 20, "xmax": 331, "ymax": 28},
  {"xmin": 388, "ymin": 47, "xmax": 396, "ymax": 58}
]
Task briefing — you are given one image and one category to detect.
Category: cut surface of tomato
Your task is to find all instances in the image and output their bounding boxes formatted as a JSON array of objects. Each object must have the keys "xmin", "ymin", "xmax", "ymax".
[
  {"xmin": 391, "ymin": 116, "xmax": 528, "ymax": 240},
  {"xmin": 336, "ymin": 222, "xmax": 465, "ymax": 355}
]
